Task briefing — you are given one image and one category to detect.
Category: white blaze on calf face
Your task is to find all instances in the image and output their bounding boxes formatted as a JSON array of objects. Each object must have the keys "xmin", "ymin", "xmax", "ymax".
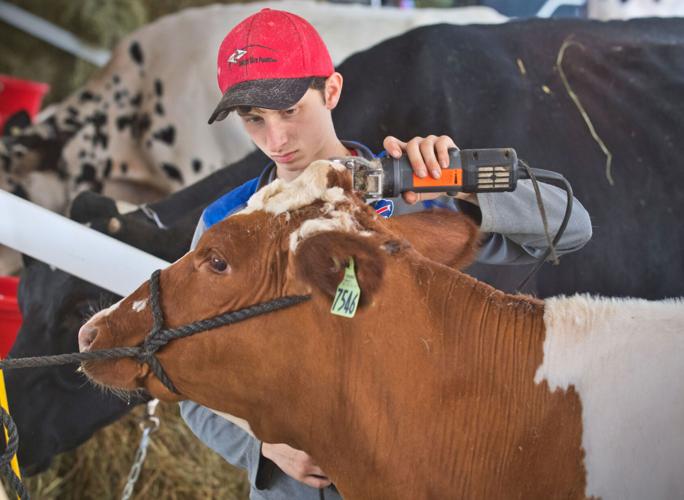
[
  {"xmin": 240, "ymin": 160, "xmax": 369, "ymax": 251},
  {"xmin": 536, "ymin": 294, "xmax": 684, "ymax": 500},
  {"xmin": 132, "ymin": 299, "xmax": 148, "ymax": 313}
]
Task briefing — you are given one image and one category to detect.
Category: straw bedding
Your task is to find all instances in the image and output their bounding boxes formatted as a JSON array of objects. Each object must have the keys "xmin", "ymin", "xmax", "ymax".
[{"xmin": 20, "ymin": 403, "xmax": 249, "ymax": 499}]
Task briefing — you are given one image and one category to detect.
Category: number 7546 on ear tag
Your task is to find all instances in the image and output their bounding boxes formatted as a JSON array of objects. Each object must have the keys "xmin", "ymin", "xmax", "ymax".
[{"xmin": 331, "ymin": 258, "xmax": 361, "ymax": 318}]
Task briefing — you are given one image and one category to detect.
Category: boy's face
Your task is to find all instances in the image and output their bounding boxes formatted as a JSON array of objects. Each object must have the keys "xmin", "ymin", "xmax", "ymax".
[{"xmin": 236, "ymin": 75, "xmax": 343, "ymax": 180}]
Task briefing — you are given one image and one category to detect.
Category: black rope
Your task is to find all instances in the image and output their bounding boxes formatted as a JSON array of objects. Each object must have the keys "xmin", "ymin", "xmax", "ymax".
[
  {"xmin": 0, "ymin": 293, "xmax": 310, "ymax": 373},
  {"xmin": 149, "ymin": 269, "xmax": 165, "ymax": 339},
  {"xmin": 0, "ymin": 406, "xmax": 28, "ymax": 499},
  {"xmin": 140, "ymin": 269, "xmax": 179, "ymax": 392},
  {"xmin": 0, "ymin": 348, "xmax": 141, "ymax": 370},
  {"xmin": 521, "ymin": 163, "xmax": 559, "ymax": 265},
  {"xmin": 0, "ymin": 269, "xmax": 311, "ymax": 498},
  {"xmin": 515, "ymin": 160, "xmax": 574, "ymax": 293}
]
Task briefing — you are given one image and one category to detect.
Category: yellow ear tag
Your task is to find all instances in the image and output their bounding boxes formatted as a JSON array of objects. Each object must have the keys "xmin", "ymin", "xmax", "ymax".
[{"xmin": 331, "ymin": 258, "xmax": 361, "ymax": 318}]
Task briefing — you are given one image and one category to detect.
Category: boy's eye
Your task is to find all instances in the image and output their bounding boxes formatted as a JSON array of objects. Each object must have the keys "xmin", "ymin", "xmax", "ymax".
[
  {"xmin": 283, "ymin": 108, "xmax": 297, "ymax": 115},
  {"xmin": 243, "ymin": 116, "xmax": 263, "ymax": 124}
]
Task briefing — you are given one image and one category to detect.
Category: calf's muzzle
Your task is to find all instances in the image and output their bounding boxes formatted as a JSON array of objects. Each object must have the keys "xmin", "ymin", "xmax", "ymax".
[{"xmin": 78, "ymin": 324, "xmax": 98, "ymax": 352}]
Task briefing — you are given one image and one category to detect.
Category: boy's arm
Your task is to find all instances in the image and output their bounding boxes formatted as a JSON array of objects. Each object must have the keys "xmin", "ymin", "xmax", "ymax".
[
  {"xmin": 179, "ymin": 400, "xmax": 267, "ymax": 487},
  {"xmin": 382, "ymin": 134, "xmax": 592, "ymax": 265},
  {"xmin": 459, "ymin": 178, "xmax": 592, "ymax": 265}
]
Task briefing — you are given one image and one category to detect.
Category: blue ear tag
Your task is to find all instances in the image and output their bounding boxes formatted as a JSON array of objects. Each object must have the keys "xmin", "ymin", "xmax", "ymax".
[{"xmin": 331, "ymin": 258, "xmax": 361, "ymax": 318}]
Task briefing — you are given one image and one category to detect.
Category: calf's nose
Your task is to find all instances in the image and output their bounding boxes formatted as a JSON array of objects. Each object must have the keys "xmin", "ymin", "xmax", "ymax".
[{"xmin": 78, "ymin": 324, "xmax": 98, "ymax": 352}]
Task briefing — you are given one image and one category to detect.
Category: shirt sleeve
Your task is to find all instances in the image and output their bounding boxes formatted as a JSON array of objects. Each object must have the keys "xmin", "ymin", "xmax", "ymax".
[
  {"xmin": 179, "ymin": 400, "xmax": 266, "ymax": 489},
  {"xmin": 456, "ymin": 179, "xmax": 593, "ymax": 265}
]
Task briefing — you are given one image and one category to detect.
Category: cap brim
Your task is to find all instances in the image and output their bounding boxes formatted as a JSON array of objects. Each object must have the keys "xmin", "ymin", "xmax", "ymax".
[{"xmin": 208, "ymin": 77, "xmax": 314, "ymax": 124}]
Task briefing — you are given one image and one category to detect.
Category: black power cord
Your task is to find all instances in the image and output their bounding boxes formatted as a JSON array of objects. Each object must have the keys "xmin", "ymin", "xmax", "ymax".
[{"xmin": 514, "ymin": 159, "xmax": 574, "ymax": 293}]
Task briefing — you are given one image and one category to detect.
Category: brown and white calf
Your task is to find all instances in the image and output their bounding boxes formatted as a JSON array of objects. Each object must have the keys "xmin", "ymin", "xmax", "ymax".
[{"xmin": 79, "ymin": 161, "xmax": 684, "ymax": 499}]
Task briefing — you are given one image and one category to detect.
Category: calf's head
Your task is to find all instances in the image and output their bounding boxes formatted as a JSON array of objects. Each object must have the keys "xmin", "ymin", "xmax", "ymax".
[
  {"xmin": 79, "ymin": 160, "xmax": 480, "ymax": 434},
  {"xmin": 1, "ymin": 119, "xmax": 73, "ymax": 211}
]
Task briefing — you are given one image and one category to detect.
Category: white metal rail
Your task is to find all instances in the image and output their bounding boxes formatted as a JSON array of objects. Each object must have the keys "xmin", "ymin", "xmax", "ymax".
[
  {"xmin": 0, "ymin": 190, "xmax": 169, "ymax": 296},
  {"xmin": 0, "ymin": 1, "xmax": 110, "ymax": 67}
]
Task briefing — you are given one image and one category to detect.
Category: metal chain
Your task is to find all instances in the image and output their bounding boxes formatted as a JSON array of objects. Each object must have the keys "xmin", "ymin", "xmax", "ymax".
[{"xmin": 121, "ymin": 399, "xmax": 160, "ymax": 500}]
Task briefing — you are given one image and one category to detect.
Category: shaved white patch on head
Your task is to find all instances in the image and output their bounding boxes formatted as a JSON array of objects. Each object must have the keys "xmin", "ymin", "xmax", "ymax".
[
  {"xmin": 241, "ymin": 160, "xmax": 348, "ymax": 216},
  {"xmin": 238, "ymin": 160, "xmax": 373, "ymax": 250},
  {"xmin": 289, "ymin": 210, "xmax": 368, "ymax": 252},
  {"xmin": 536, "ymin": 294, "xmax": 684, "ymax": 500},
  {"xmin": 132, "ymin": 299, "xmax": 147, "ymax": 313}
]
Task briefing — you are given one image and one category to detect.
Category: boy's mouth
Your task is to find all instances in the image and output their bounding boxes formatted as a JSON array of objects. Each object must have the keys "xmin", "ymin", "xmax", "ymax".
[{"xmin": 272, "ymin": 151, "xmax": 298, "ymax": 164}]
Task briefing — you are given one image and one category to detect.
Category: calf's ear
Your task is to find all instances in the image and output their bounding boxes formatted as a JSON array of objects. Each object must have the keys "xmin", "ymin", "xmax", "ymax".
[
  {"xmin": 385, "ymin": 209, "xmax": 480, "ymax": 270},
  {"xmin": 293, "ymin": 231, "xmax": 384, "ymax": 307}
]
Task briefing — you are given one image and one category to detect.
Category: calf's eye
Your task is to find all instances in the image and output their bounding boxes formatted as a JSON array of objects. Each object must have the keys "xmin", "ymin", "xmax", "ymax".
[{"xmin": 209, "ymin": 256, "xmax": 228, "ymax": 273}]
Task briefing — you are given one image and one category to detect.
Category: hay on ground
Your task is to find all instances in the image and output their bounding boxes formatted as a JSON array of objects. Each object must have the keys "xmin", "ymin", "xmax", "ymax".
[{"xmin": 16, "ymin": 402, "xmax": 249, "ymax": 500}]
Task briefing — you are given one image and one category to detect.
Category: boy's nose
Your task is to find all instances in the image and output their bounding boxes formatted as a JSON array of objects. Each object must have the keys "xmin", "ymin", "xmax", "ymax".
[{"xmin": 265, "ymin": 124, "xmax": 288, "ymax": 152}]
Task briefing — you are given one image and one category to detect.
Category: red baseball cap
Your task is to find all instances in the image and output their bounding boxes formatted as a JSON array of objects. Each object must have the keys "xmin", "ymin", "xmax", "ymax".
[{"xmin": 208, "ymin": 8, "xmax": 334, "ymax": 124}]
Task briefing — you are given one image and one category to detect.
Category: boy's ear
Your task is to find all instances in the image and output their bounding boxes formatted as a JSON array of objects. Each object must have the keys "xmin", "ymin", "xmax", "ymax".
[
  {"xmin": 293, "ymin": 231, "xmax": 384, "ymax": 307},
  {"xmin": 324, "ymin": 72, "xmax": 343, "ymax": 110}
]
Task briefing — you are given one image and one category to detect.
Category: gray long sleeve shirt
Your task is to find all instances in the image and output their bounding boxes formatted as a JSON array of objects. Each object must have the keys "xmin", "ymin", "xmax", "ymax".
[{"xmin": 180, "ymin": 143, "xmax": 592, "ymax": 499}]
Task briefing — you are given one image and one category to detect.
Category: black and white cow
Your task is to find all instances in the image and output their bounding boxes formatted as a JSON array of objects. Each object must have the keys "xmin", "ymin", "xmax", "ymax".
[
  {"xmin": 0, "ymin": 1, "xmax": 503, "ymax": 275},
  {"xmin": 11, "ymin": 16, "xmax": 684, "ymax": 474},
  {"xmin": 0, "ymin": 0, "xmax": 504, "ymax": 214},
  {"xmin": 332, "ymin": 17, "xmax": 684, "ymax": 300}
]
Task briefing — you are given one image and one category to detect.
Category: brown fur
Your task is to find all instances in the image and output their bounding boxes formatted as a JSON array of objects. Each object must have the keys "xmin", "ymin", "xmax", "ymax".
[
  {"xmin": 81, "ymin": 163, "xmax": 587, "ymax": 499},
  {"xmin": 386, "ymin": 209, "xmax": 481, "ymax": 269},
  {"xmin": 294, "ymin": 231, "xmax": 385, "ymax": 307},
  {"xmin": 326, "ymin": 167, "xmax": 354, "ymax": 193}
]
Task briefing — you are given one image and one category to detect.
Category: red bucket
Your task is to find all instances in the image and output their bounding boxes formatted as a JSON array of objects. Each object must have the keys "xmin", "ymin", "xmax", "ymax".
[
  {"xmin": 0, "ymin": 277, "xmax": 21, "ymax": 359},
  {"xmin": 0, "ymin": 75, "xmax": 50, "ymax": 134}
]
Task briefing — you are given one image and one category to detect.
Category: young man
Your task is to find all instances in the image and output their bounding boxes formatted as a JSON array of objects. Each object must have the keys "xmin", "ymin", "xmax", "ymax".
[{"xmin": 181, "ymin": 8, "xmax": 592, "ymax": 499}]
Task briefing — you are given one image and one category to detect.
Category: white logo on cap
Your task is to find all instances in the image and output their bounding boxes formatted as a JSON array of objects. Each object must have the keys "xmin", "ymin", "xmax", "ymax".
[{"xmin": 228, "ymin": 48, "xmax": 247, "ymax": 64}]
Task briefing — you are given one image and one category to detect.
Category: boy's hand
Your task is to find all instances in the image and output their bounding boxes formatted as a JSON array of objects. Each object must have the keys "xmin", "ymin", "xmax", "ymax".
[
  {"xmin": 383, "ymin": 135, "xmax": 458, "ymax": 204},
  {"xmin": 261, "ymin": 442, "xmax": 332, "ymax": 489}
]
